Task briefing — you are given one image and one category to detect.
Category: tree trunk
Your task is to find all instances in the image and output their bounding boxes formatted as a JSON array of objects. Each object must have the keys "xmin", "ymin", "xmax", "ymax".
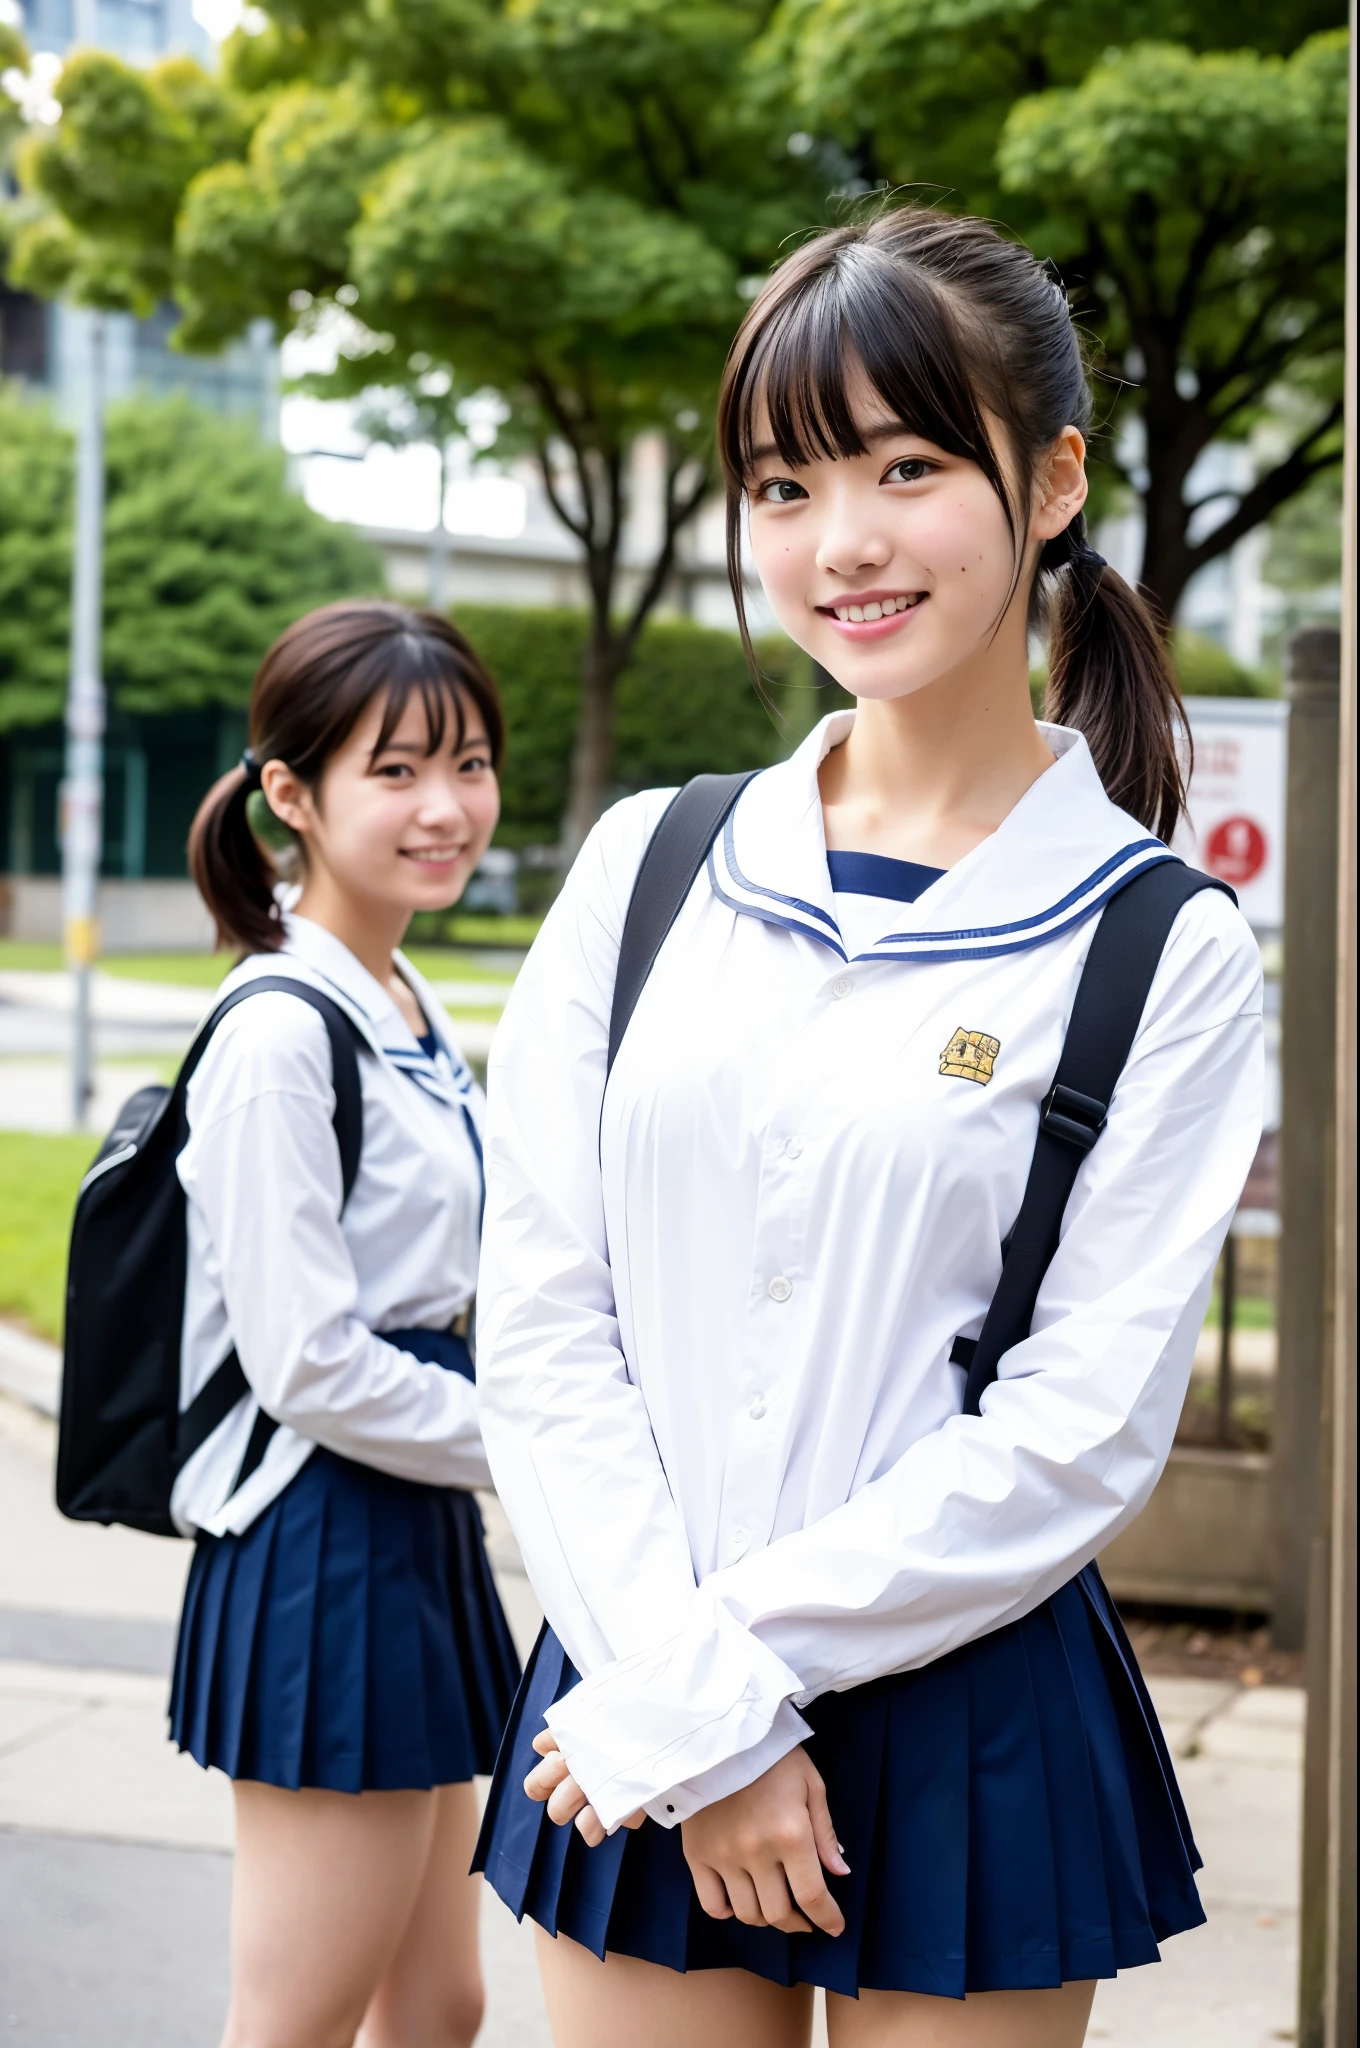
[
  {"xmin": 559, "ymin": 616, "xmax": 627, "ymax": 865},
  {"xmin": 1136, "ymin": 412, "xmax": 1202, "ymax": 633}
]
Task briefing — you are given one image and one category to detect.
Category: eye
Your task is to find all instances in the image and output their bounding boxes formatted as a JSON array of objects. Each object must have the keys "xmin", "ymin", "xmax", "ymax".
[
  {"xmin": 458, "ymin": 751, "xmax": 493, "ymax": 775},
  {"xmin": 753, "ymin": 476, "xmax": 809, "ymax": 505},
  {"xmin": 373, "ymin": 760, "xmax": 416, "ymax": 781},
  {"xmin": 883, "ymin": 456, "xmax": 935, "ymax": 485}
]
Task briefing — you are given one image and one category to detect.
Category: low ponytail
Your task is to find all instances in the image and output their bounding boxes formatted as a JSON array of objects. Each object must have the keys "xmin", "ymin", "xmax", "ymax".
[
  {"xmin": 188, "ymin": 754, "xmax": 286, "ymax": 955},
  {"xmin": 1039, "ymin": 515, "xmax": 1189, "ymax": 846}
]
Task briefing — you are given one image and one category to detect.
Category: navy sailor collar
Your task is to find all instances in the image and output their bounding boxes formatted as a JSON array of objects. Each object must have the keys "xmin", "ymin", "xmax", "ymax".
[{"xmin": 707, "ymin": 711, "xmax": 1175, "ymax": 965}]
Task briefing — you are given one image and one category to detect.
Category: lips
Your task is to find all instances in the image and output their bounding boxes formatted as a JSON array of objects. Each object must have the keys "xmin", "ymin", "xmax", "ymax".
[
  {"xmin": 817, "ymin": 590, "xmax": 927, "ymax": 640},
  {"xmin": 399, "ymin": 847, "xmax": 466, "ymax": 866}
]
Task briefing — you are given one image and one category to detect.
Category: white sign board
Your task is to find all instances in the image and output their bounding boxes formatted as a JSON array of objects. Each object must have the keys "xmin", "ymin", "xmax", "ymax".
[{"xmin": 1175, "ymin": 697, "xmax": 1288, "ymax": 933}]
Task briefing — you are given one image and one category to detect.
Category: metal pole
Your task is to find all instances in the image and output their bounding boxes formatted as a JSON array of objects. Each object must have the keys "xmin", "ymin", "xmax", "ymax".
[
  {"xmin": 429, "ymin": 438, "xmax": 452, "ymax": 612},
  {"xmin": 61, "ymin": 308, "xmax": 106, "ymax": 1130}
]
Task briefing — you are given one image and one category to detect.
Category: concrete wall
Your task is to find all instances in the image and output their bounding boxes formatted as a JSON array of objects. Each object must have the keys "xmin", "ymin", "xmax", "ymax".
[{"xmin": 0, "ymin": 876, "xmax": 215, "ymax": 951}]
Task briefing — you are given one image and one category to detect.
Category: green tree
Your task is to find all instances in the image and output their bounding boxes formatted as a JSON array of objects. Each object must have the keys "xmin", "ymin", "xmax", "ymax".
[
  {"xmin": 0, "ymin": 386, "xmax": 380, "ymax": 731},
  {"xmin": 5, "ymin": 5, "xmax": 823, "ymax": 851},
  {"xmin": 452, "ymin": 604, "xmax": 810, "ymax": 846},
  {"xmin": 760, "ymin": 1, "xmax": 1348, "ymax": 629}
]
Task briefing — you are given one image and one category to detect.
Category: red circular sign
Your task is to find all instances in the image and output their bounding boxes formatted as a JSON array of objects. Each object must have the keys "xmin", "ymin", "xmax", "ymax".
[{"xmin": 1205, "ymin": 815, "xmax": 1267, "ymax": 885}]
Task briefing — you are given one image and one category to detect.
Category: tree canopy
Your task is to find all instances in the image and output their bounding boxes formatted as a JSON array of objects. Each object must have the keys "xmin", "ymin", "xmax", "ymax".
[
  {"xmin": 759, "ymin": 0, "xmax": 1349, "ymax": 623},
  {"xmin": 2, "ymin": 0, "xmax": 1347, "ymax": 834},
  {"xmin": 0, "ymin": 386, "xmax": 380, "ymax": 732},
  {"xmin": 5, "ymin": 2, "xmax": 824, "ymax": 849}
]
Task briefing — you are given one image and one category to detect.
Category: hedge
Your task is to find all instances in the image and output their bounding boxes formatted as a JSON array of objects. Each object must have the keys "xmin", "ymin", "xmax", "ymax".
[{"xmin": 449, "ymin": 606, "xmax": 818, "ymax": 847}]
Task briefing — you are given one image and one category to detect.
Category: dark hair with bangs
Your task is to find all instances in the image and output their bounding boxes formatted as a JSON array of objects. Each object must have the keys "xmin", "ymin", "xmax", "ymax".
[
  {"xmin": 189, "ymin": 600, "xmax": 504, "ymax": 954},
  {"xmin": 718, "ymin": 207, "xmax": 1188, "ymax": 842}
]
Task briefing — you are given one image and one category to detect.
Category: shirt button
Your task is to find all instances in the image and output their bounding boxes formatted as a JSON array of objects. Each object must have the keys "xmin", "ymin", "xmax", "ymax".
[
  {"xmin": 831, "ymin": 976, "xmax": 854, "ymax": 999},
  {"xmin": 729, "ymin": 1527, "xmax": 749, "ymax": 1557},
  {"xmin": 749, "ymin": 1394, "xmax": 767, "ymax": 1420},
  {"xmin": 767, "ymin": 1275, "xmax": 792, "ymax": 1302},
  {"xmin": 783, "ymin": 1136, "xmax": 804, "ymax": 1160}
]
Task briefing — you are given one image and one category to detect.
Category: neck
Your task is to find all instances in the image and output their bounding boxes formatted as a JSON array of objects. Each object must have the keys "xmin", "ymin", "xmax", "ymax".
[
  {"xmin": 819, "ymin": 633, "xmax": 1054, "ymax": 869},
  {"xmin": 292, "ymin": 871, "xmax": 412, "ymax": 991}
]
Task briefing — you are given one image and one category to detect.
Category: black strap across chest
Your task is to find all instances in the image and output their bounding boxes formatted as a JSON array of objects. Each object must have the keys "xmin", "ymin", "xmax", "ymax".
[
  {"xmin": 174, "ymin": 977, "xmax": 365, "ymax": 1482},
  {"xmin": 950, "ymin": 860, "xmax": 1230, "ymax": 1414},
  {"xmin": 607, "ymin": 775, "xmax": 1232, "ymax": 1415}
]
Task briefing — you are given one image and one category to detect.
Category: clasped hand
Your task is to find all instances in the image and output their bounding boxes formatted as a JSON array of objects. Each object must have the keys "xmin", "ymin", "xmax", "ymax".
[{"xmin": 524, "ymin": 1734, "xmax": 848, "ymax": 1937}]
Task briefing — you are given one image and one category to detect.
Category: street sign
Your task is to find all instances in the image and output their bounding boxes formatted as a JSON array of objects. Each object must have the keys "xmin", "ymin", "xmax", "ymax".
[{"xmin": 1176, "ymin": 696, "xmax": 1288, "ymax": 933}]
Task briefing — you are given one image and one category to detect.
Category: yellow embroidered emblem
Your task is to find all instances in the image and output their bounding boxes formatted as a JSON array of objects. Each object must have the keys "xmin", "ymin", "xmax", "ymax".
[{"xmin": 939, "ymin": 1027, "xmax": 1001, "ymax": 1085}]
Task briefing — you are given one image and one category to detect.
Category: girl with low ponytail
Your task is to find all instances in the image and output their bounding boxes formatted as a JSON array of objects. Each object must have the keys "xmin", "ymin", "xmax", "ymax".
[
  {"xmin": 470, "ymin": 207, "xmax": 1263, "ymax": 2046},
  {"xmin": 175, "ymin": 601, "xmax": 520, "ymax": 2048}
]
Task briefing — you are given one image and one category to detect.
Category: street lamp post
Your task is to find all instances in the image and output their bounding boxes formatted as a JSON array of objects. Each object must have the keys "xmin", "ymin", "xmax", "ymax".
[{"xmin": 61, "ymin": 308, "xmax": 107, "ymax": 1129}]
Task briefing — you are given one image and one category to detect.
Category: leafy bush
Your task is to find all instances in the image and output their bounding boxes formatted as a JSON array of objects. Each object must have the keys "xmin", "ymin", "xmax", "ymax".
[
  {"xmin": 0, "ymin": 385, "xmax": 383, "ymax": 732},
  {"xmin": 1171, "ymin": 629, "xmax": 1278, "ymax": 699},
  {"xmin": 450, "ymin": 605, "xmax": 815, "ymax": 847}
]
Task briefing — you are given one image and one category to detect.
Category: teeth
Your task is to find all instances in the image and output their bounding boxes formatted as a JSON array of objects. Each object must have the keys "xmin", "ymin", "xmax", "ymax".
[{"xmin": 830, "ymin": 595, "xmax": 926, "ymax": 621}]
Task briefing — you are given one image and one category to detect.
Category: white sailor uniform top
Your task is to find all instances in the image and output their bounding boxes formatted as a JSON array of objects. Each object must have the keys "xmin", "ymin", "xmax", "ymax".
[
  {"xmin": 171, "ymin": 913, "xmax": 491, "ymax": 1539},
  {"xmin": 475, "ymin": 712, "xmax": 1264, "ymax": 1832}
]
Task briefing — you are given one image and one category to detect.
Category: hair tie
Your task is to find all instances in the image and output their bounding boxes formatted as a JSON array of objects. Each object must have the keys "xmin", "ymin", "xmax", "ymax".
[
  {"xmin": 239, "ymin": 749, "xmax": 264, "ymax": 791},
  {"xmin": 1079, "ymin": 544, "xmax": 1106, "ymax": 570}
]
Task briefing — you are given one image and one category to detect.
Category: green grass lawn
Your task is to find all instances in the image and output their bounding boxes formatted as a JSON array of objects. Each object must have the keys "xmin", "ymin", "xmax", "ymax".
[
  {"xmin": 0, "ymin": 938, "xmax": 521, "ymax": 989},
  {"xmin": 0, "ymin": 1130, "xmax": 100, "ymax": 1343},
  {"xmin": 1202, "ymin": 1291, "xmax": 1275, "ymax": 1330}
]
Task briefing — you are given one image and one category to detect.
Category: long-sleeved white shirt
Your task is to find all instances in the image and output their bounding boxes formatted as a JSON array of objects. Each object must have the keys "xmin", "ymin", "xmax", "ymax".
[
  {"xmin": 476, "ymin": 713, "xmax": 1264, "ymax": 1832},
  {"xmin": 170, "ymin": 914, "xmax": 491, "ymax": 1539}
]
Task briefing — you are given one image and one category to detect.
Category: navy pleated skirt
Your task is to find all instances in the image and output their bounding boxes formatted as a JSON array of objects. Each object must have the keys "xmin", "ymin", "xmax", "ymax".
[
  {"xmin": 474, "ymin": 1565, "xmax": 1204, "ymax": 1998},
  {"xmin": 170, "ymin": 1331, "xmax": 521, "ymax": 1793}
]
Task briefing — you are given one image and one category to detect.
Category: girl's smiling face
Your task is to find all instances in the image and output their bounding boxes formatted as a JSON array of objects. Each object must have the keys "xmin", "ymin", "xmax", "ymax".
[
  {"xmin": 745, "ymin": 372, "xmax": 1086, "ymax": 703},
  {"xmin": 263, "ymin": 687, "xmax": 500, "ymax": 919}
]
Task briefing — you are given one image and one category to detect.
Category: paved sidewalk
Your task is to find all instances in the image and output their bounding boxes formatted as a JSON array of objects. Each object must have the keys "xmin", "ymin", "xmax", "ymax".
[
  {"xmin": 0, "ymin": 1371, "xmax": 1303, "ymax": 2047},
  {"xmin": 0, "ymin": 966, "xmax": 503, "ymax": 1130}
]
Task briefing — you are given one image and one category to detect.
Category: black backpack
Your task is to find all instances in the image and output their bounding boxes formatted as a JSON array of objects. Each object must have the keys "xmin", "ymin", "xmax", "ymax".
[
  {"xmin": 56, "ymin": 978, "xmax": 364, "ymax": 1537},
  {"xmin": 608, "ymin": 772, "xmax": 1232, "ymax": 1415}
]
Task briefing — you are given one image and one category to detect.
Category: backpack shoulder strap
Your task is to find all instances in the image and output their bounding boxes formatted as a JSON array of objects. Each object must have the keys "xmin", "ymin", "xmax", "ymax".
[
  {"xmin": 958, "ymin": 860, "xmax": 1233, "ymax": 1418},
  {"xmin": 607, "ymin": 771, "xmax": 759, "ymax": 1077},
  {"xmin": 174, "ymin": 976, "xmax": 366, "ymax": 1476},
  {"xmin": 193, "ymin": 977, "xmax": 365, "ymax": 1202}
]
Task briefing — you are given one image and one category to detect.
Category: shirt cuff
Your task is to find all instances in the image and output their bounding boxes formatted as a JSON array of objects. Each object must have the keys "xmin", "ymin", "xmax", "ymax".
[
  {"xmin": 543, "ymin": 1600, "xmax": 807, "ymax": 1832},
  {"xmin": 639, "ymin": 1699, "xmax": 811, "ymax": 1828}
]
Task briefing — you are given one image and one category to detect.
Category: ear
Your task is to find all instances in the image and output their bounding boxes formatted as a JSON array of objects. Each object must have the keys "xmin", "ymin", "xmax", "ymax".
[
  {"xmin": 259, "ymin": 760, "xmax": 315, "ymax": 837},
  {"xmin": 1031, "ymin": 426, "xmax": 1089, "ymax": 545}
]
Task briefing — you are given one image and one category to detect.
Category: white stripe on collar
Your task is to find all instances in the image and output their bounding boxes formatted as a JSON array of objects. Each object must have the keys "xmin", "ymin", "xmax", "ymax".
[{"xmin": 707, "ymin": 711, "xmax": 1174, "ymax": 964}]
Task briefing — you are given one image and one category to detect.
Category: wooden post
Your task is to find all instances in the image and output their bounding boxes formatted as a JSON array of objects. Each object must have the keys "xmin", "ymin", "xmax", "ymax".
[
  {"xmin": 1298, "ymin": 17, "xmax": 1357, "ymax": 2043},
  {"xmin": 1272, "ymin": 627, "xmax": 1342, "ymax": 1645}
]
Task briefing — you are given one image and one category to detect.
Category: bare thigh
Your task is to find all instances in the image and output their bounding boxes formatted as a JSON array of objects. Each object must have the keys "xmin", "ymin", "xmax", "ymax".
[
  {"xmin": 828, "ymin": 1979, "xmax": 1097, "ymax": 2048},
  {"xmin": 358, "ymin": 1782, "xmax": 485, "ymax": 2048},
  {"xmin": 534, "ymin": 1925, "xmax": 815, "ymax": 2048},
  {"xmin": 222, "ymin": 1779, "xmax": 439, "ymax": 2048}
]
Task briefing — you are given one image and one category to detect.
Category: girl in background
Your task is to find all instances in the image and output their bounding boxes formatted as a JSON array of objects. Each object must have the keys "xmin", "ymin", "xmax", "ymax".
[
  {"xmin": 473, "ymin": 211, "xmax": 1262, "ymax": 2046},
  {"xmin": 173, "ymin": 601, "xmax": 520, "ymax": 2048}
]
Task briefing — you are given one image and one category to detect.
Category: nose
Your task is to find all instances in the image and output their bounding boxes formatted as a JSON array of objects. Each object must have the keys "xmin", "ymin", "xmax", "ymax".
[
  {"xmin": 413, "ymin": 769, "xmax": 467, "ymax": 831},
  {"xmin": 814, "ymin": 483, "xmax": 893, "ymax": 580}
]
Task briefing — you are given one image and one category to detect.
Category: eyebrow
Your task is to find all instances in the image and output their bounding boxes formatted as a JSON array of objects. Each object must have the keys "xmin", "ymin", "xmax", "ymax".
[
  {"xmin": 372, "ymin": 732, "xmax": 489, "ymax": 757},
  {"xmin": 747, "ymin": 422, "xmax": 924, "ymax": 465}
]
